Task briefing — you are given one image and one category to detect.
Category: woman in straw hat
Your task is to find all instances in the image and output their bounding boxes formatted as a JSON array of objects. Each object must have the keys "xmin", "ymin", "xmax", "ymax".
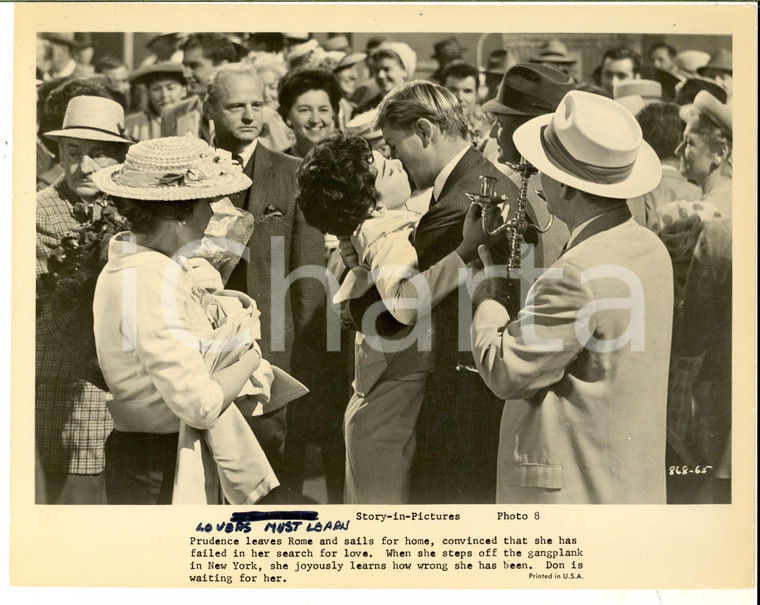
[
  {"xmin": 90, "ymin": 135, "xmax": 278, "ymax": 505},
  {"xmin": 675, "ymin": 90, "xmax": 732, "ymax": 217},
  {"xmin": 36, "ymin": 95, "xmax": 132, "ymax": 504}
]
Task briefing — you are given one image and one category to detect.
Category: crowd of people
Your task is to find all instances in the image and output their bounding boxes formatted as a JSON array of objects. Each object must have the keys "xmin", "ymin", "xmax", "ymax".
[{"xmin": 35, "ymin": 31, "xmax": 732, "ymax": 506}]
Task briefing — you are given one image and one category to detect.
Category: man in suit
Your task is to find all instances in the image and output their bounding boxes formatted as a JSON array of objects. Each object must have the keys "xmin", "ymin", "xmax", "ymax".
[
  {"xmin": 374, "ymin": 80, "xmax": 520, "ymax": 503},
  {"xmin": 161, "ymin": 33, "xmax": 237, "ymax": 142},
  {"xmin": 203, "ymin": 63, "xmax": 330, "ymax": 501},
  {"xmin": 470, "ymin": 90, "xmax": 673, "ymax": 503}
]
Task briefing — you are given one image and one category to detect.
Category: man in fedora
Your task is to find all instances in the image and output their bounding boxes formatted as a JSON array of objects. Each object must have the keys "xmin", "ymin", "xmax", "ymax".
[
  {"xmin": 470, "ymin": 90, "xmax": 673, "ymax": 504},
  {"xmin": 481, "ymin": 63, "xmax": 575, "ymax": 268},
  {"xmin": 202, "ymin": 63, "xmax": 330, "ymax": 503},
  {"xmin": 39, "ymin": 33, "xmax": 90, "ymax": 81},
  {"xmin": 430, "ymin": 36, "xmax": 466, "ymax": 85},
  {"xmin": 697, "ymin": 48, "xmax": 732, "ymax": 102},
  {"xmin": 161, "ymin": 33, "xmax": 237, "ymax": 142},
  {"xmin": 532, "ymin": 39, "xmax": 577, "ymax": 79},
  {"xmin": 36, "ymin": 95, "xmax": 133, "ymax": 504}
]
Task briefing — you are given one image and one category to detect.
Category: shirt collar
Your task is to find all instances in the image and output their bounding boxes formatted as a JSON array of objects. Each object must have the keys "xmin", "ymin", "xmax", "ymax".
[
  {"xmin": 432, "ymin": 143, "xmax": 470, "ymax": 203},
  {"xmin": 566, "ymin": 214, "xmax": 598, "ymax": 248},
  {"xmin": 236, "ymin": 139, "xmax": 258, "ymax": 168}
]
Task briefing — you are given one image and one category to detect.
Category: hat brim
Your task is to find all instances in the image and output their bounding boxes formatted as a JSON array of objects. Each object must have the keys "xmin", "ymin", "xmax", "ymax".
[
  {"xmin": 44, "ymin": 128, "xmax": 133, "ymax": 145},
  {"xmin": 481, "ymin": 98, "xmax": 535, "ymax": 116},
  {"xmin": 513, "ymin": 114, "xmax": 662, "ymax": 199},
  {"xmin": 92, "ymin": 163, "xmax": 252, "ymax": 201}
]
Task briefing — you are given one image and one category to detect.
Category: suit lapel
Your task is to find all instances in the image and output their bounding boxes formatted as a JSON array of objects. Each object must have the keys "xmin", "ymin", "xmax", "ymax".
[
  {"xmin": 437, "ymin": 147, "xmax": 480, "ymax": 203},
  {"xmin": 562, "ymin": 205, "xmax": 633, "ymax": 256},
  {"xmin": 247, "ymin": 144, "xmax": 273, "ymax": 218}
]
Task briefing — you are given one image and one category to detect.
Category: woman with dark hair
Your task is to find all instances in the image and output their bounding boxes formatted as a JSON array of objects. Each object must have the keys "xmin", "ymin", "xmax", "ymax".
[
  {"xmin": 295, "ymin": 132, "xmax": 491, "ymax": 504},
  {"xmin": 91, "ymin": 135, "xmax": 279, "ymax": 505},
  {"xmin": 277, "ymin": 67, "xmax": 341, "ymax": 158}
]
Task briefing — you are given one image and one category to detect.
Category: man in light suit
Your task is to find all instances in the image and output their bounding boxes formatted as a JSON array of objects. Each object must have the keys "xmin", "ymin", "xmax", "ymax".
[
  {"xmin": 470, "ymin": 90, "xmax": 673, "ymax": 503},
  {"xmin": 372, "ymin": 81, "xmax": 521, "ymax": 503},
  {"xmin": 203, "ymin": 63, "xmax": 332, "ymax": 502}
]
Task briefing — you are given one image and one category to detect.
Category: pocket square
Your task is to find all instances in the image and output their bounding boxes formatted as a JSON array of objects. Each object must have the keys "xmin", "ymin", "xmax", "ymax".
[{"xmin": 262, "ymin": 204, "xmax": 284, "ymax": 218}]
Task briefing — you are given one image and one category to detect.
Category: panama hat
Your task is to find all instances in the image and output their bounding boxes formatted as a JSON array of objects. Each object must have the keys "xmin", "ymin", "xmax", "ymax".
[
  {"xmin": 697, "ymin": 48, "xmax": 732, "ymax": 76},
  {"xmin": 130, "ymin": 61, "xmax": 187, "ymax": 86},
  {"xmin": 481, "ymin": 63, "xmax": 575, "ymax": 116},
  {"xmin": 92, "ymin": 134, "xmax": 251, "ymax": 201},
  {"xmin": 44, "ymin": 96, "xmax": 133, "ymax": 145},
  {"xmin": 675, "ymin": 50, "xmax": 710, "ymax": 76},
  {"xmin": 513, "ymin": 90, "xmax": 661, "ymax": 198}
]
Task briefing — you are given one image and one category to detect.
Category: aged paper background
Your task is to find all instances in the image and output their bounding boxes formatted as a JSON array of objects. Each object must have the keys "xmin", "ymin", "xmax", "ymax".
[{"xmin": 8, "ymin": 1, "xmax": 757, "ymax": 600}]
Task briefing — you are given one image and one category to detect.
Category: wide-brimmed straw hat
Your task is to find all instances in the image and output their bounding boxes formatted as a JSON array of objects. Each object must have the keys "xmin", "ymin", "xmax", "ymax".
[
  {"xmin": 514, "ymin": 90, "xmax": 661, "ymax": 198},
  {"xmin": 481, "ymin": 63, "xmax": 575, "ymax": 116},
  {"xmin": 44, "ymin": 95, "xmax": 133, "ymax": 145},
  {"xmin": 92, "ymin": 134, "xmax": 252, "ymax": 201}
]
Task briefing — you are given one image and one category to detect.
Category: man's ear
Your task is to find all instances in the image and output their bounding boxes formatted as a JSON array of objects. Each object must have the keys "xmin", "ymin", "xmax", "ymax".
[
  {"xmin": 414, "ymin": 118, "xmax": 434, "ymax": 146},
  {"xmin": 202, "ymin": 100, "xmax": 213, "ymax": 120}
]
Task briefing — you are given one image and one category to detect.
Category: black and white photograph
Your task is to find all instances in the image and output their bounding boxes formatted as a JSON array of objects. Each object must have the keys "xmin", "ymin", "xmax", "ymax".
[{"xmin": 8, "ymin": 0, "xmax": 757, "ymax": 596}]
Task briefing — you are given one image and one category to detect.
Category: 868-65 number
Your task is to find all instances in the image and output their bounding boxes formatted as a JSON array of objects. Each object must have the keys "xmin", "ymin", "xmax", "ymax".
[{"xmin": 669, "ymin": 465, "xmax": 713, "ymax": 476}]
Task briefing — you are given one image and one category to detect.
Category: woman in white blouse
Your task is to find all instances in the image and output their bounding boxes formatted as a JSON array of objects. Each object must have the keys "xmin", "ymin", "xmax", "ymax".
[{"xmin": 91, "ymin": 135, "xmax": 267, "ymax": 504}]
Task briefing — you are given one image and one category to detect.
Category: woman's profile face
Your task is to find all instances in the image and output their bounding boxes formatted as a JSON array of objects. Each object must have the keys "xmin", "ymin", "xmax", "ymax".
[
  {"xmin": 287, "ymin": 89, "xmax": 335, "ymax": 150},
  {"xmin": 676, "ymin": 121, "xmax": 719, "ymax": 186},
  {"xmin": 372, "ymin": 150, "xmax": 410, "ymax": 210}
]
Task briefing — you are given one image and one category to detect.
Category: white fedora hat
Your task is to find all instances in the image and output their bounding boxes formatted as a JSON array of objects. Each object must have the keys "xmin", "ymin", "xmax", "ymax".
[
  {"xmin": 44, "ymin": 96, "xmax": 133, "ymax": 145},
  {"xmin": 92, "ymin": 134, "xmax": 251, "ymax": 201},
  {"xmin": 513, "ymin": 90, "xmax": 661, "ymax": 199}
]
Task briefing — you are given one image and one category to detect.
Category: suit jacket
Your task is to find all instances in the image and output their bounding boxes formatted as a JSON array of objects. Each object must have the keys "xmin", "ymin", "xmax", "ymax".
[
  {"xmin": 471, "ymin": 208, "xmax": 674, "ymax": 504},
  {"xmin": 411, "ymin": 147, "xmax": 520, "ymax": 504},
  {"xmin": 160, "ymin": 96, "xmax": 212, "ymax": 142},
  {"xmin": 226, "ymin": 143, "xmax": 326, "ymax": 373}
]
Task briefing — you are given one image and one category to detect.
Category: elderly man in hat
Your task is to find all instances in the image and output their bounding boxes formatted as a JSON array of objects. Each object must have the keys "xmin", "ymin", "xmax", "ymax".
[
  {"xmin": 469, "ymin": 90, "xmax": 673, "ymax": 504},
  {"xmin": 36, "ymin": 95, "xmax": 133, "ymax": 504},
  {"xmin": 126, "ymin": 62, "xmax": 188, "ymax": 142},
  {"xmin": 481, "ymin": 63, "xmax": 575, "ymax": 268}
]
